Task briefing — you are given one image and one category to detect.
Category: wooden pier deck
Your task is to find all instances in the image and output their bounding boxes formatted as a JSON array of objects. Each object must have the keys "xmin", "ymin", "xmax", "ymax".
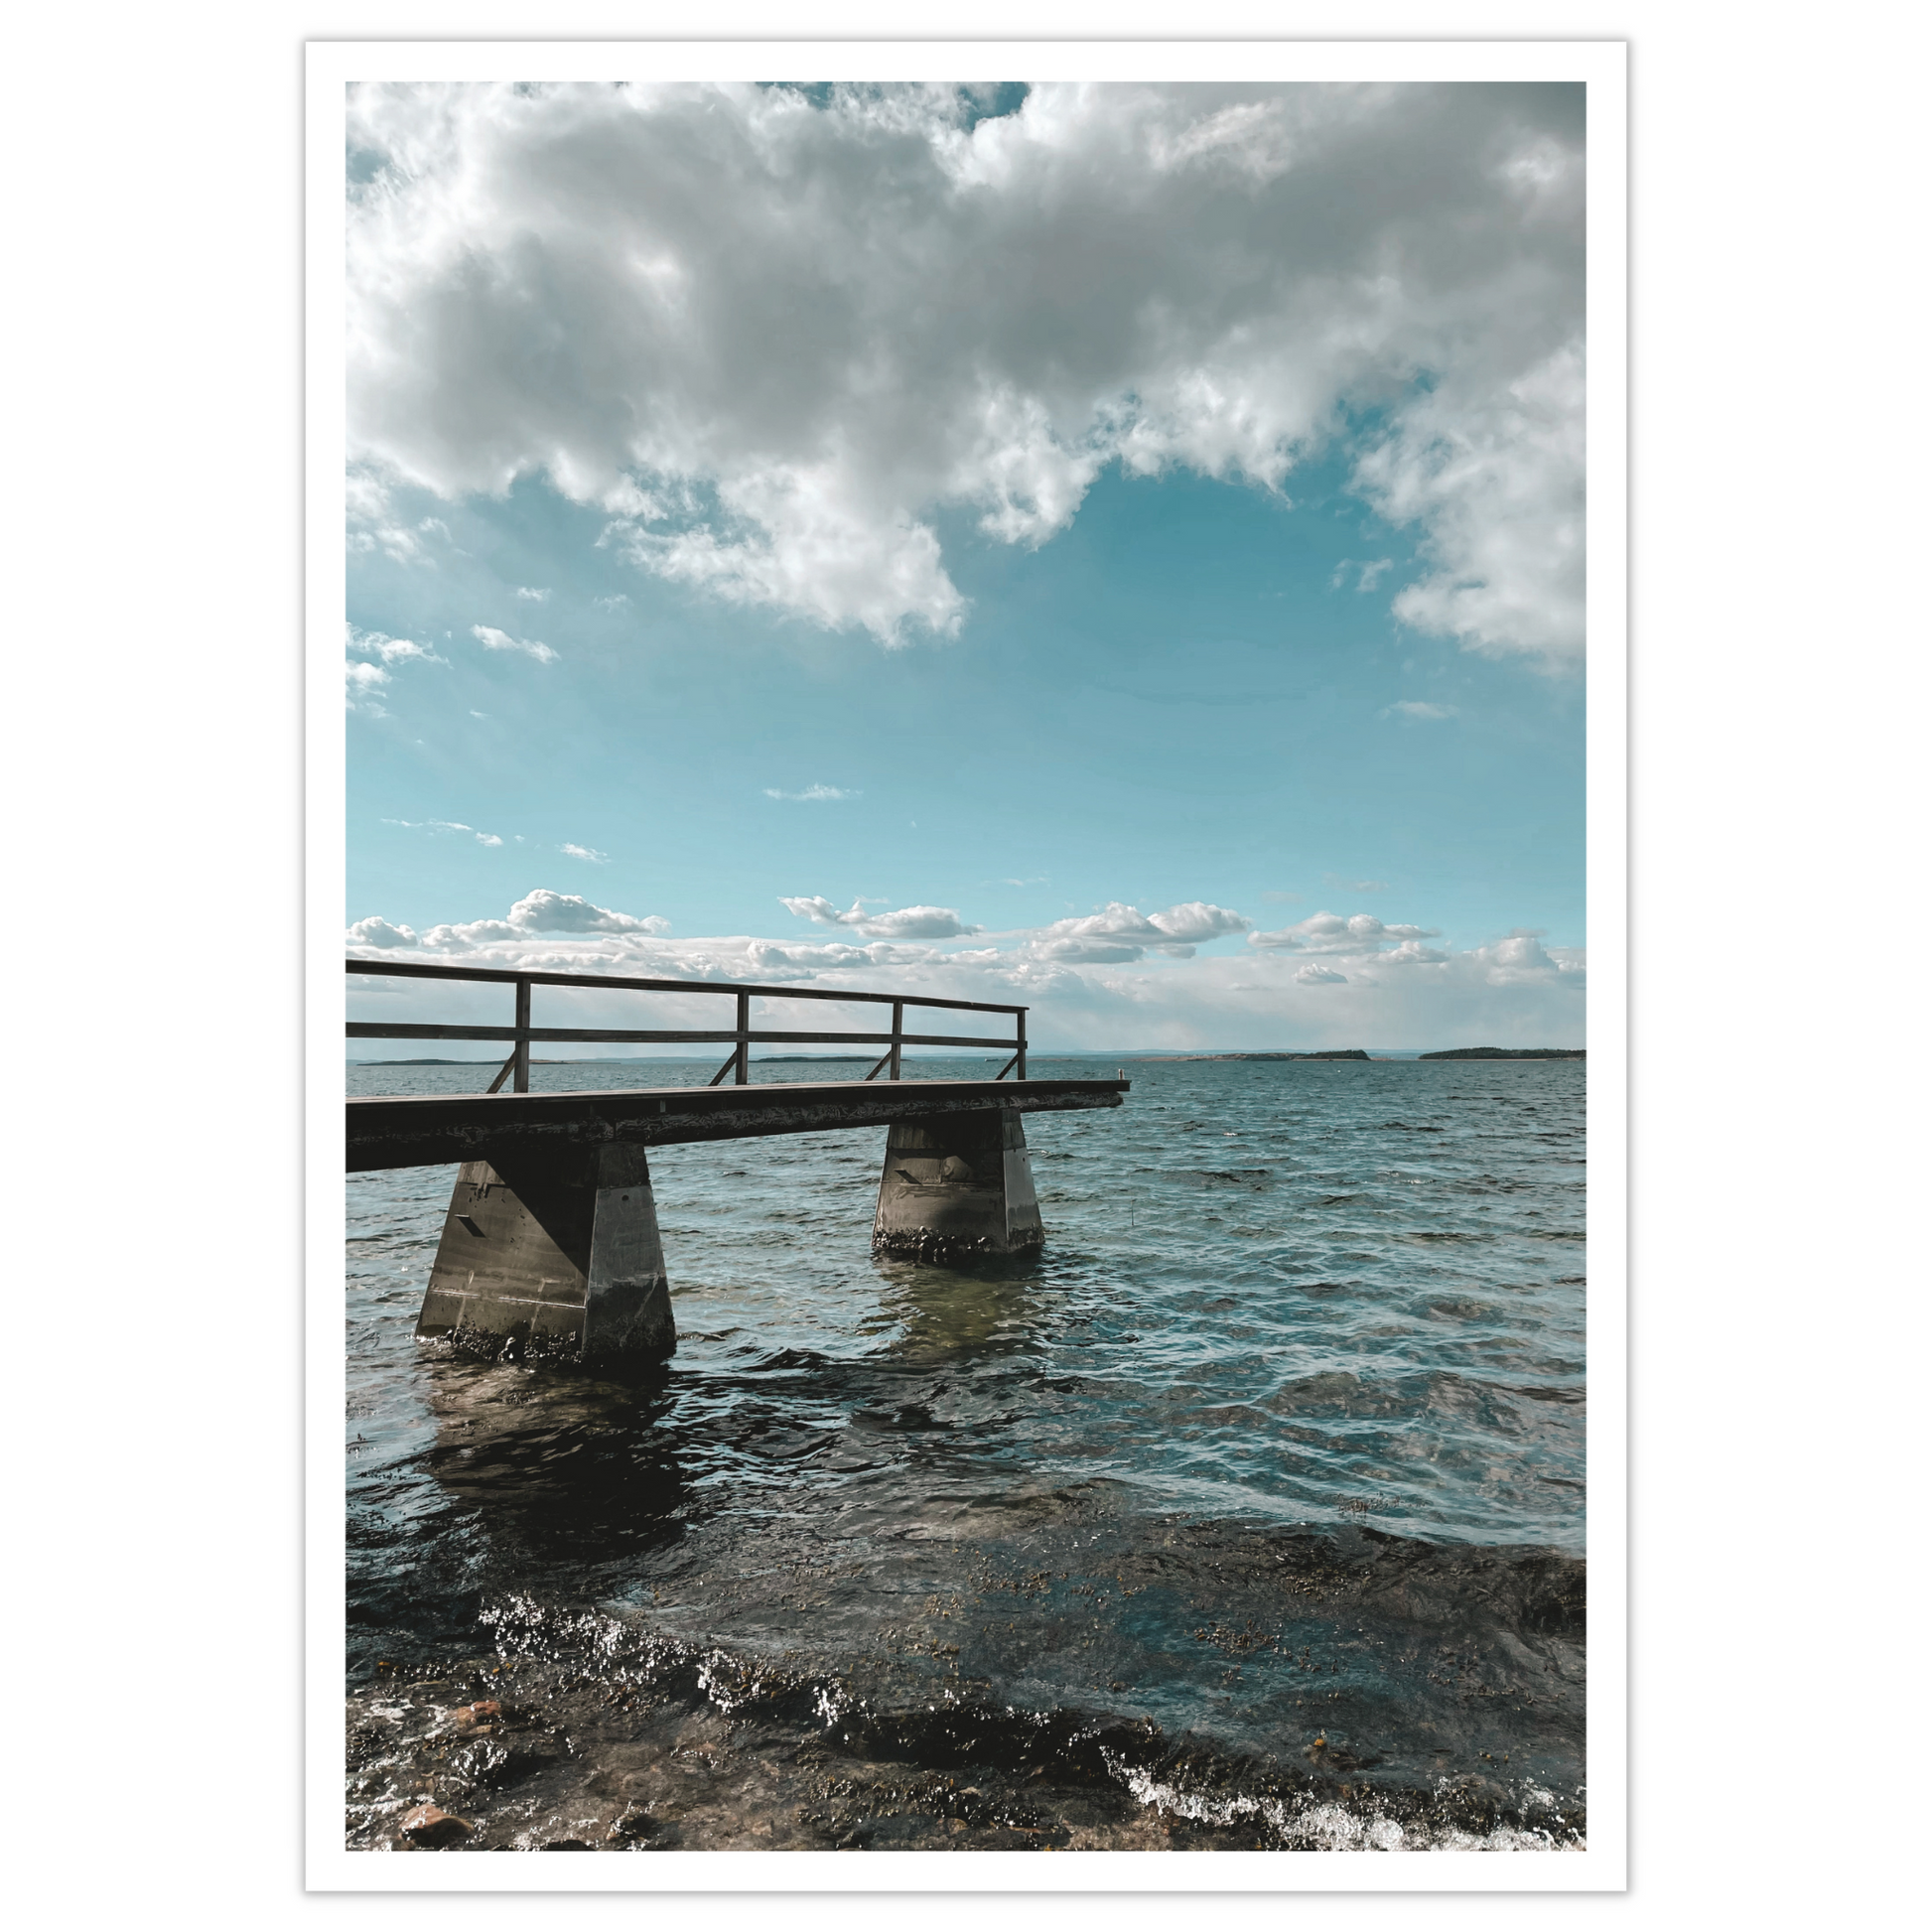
[
  {"xmin": 347, "ymin": 1075, "xmax": 1128, "ymax": 1173},
  {"xmin": 344, "ymin": 958, "xmax": 1130, "ymax": 1361}
]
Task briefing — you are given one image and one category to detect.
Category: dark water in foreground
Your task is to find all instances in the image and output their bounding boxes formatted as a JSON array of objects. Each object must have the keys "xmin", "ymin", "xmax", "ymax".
[{"xmin": 345, "ymin": 1057, "xmax": 1586, "ymax": 1854}]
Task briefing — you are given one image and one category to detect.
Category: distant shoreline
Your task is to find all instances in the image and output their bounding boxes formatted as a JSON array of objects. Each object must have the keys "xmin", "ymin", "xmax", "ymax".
[
  {"xmin": 350, "ymin": 1046, "xmax": 1586, "ymax": 1067},
  {"xmin": 1145, "ymin": 1049, "xmax": 1372, "ymax": 1063},
  {"xmin": 1143, "ymin": 1047, "xmax": 1585, "ymax": 1063},
  {"xmin": 1417, "ymin": 1047, "xmax": 1586, "ymax": 1060}
]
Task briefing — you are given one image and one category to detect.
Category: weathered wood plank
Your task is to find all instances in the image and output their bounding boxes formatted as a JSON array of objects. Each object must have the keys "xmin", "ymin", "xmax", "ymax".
[{"xmin": 346, "ymin": 1077, "xmax": 1128, "ymax": 1173}]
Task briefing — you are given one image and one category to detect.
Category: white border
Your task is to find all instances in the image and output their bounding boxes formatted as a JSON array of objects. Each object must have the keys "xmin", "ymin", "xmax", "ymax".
[{"xmin": 306, "ymin": 39, "xmax": 1627, "ymax": 1893}]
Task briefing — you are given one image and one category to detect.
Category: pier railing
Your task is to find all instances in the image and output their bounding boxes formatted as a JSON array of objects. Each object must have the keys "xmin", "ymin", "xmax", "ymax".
[{"xmin": 345, "ymin": 958, "xmax": 1028, "ymax": 1091}]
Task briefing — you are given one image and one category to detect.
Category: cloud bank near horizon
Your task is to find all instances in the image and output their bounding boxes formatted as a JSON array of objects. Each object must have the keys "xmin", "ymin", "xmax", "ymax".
[
  {"xmin": 345, "ymin": 886, "xmax": 1584, "ymax": 1049},
  {"xmin": 345, "ymin": 80, "xmax": 1585, "ymax": 668}
]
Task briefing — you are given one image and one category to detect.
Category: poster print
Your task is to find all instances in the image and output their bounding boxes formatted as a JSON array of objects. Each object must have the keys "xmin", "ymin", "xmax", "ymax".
[{"xmin": 312, "ymin": 41, "xmax": 1625, "ymax": 1889}]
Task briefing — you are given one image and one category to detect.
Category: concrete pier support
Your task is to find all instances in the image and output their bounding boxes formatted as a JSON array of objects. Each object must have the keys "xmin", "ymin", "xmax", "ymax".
[
  {"xmin": 415, "ymin": 1142, "xmax": 675, "ymax": 1364},
  {"xmin": 871, "ymin": 1109, "xmax": 1044, "ymax": 1262}
]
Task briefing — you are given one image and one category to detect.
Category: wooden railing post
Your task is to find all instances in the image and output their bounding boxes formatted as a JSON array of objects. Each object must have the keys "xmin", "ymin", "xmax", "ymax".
[
  {"xmin": 513, "ymin": 978, "xmax": 531, "ymax": 1092},
  {"xmin": 1016, "ymin": 1009, "xmax": 1027, "ymax": 1081},
  {"xmin": 890, "ymin": 1000, "xmax": 903, "ymax": 1080},
  {"xmin": 735, "ymin": 990, "xmax": 750, "ymax": 1084}
]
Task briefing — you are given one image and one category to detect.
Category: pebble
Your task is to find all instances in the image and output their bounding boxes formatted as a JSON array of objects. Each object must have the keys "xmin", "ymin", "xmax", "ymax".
[{"xmin": 399, "ymin": 1803, "xmax": 473, "ymax": 1849}]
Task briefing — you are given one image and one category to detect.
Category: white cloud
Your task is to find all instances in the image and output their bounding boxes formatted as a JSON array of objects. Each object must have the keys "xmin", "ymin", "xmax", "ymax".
[
  {"xmin": 744, "ymin": 938, "xmax": 941, "ymax": 973},
  {"xmin": 1248, "ymin": 909, "xmax": 1441, "ymax": 954},
  {"xmin": 345, "ymin": 659, "xmax": 389, "ymax": 712},
  {"xmin": 1029, "ymin": 899, "xmax": 1249, "ymax": 963},
  {"xmin": 471, "ymin": 623, "xmax": 559, "ymax": 663},
  {"xmin": 560, "ymin": 843, "xmax": 608, "ymax": 863},
  {"xmin": 858, "ymin": 906, "xmax": 977, "ymax": 941},
  {"xmin": 781, "ymin": 895, "xmax": 861, "ymax": 927},
  {"xmin": 1479, "ymin": 929, "xmax": 1562, "ymax": 980},
  {"xmin": 345, "ymin": 915, "xmax": 418, "ymax": 948},
  {"xmin": 780, "ymin": 895, "xmax": 980, "ymax": 940},
  {"xmin": 1354, "ymin": 339, "xmax": 1584, "ymax": 670},
  {"xmin": 1382, "ymin": 700, "xmax": 1456, "ymax": 720},
  {"xmin": 1145, "ymin": 901, "xmax": 1251, "ymax": 943},
  {"xmin": 514, "ymin": 586, "xmax": 551, "ymax": 601},
  {"xmin": 345, "ymin": 473, "xmax": 453, "ymax": 563},
  {"xmin": 507, "ymin": 889, "xmax": 668, "ymax": 934},
  {"xmin": 1031, "ymin": 936, "xmax": 1147, "ymax": 965},
  {"xmin": 416, "ymin": 919, "xmax": 521, "ymax": 950},
  {"xmin": 1295, "ymin": 963, "xmax": 1348, "ymax": 984},
  {"xmin": 345, "ymin": 622, "xmax": 452, "ymax": 713},
  {"xmin": 397, "ymin": 891, "xmax": 670, "ymax": 951},
  {"xmin": 382, "ymin": 816, "xmax": 505, "ymax": 847},
  {"xmin": 763, "ymin": 784, "xmax": 860, "ymax": 802},
  {"xmin": 347, "ymin": 623, "xmax": 447, "ymax": 667},
  {"xmin": 346, "ymin": 81, "xmax": 1585, "ymax": 662}
]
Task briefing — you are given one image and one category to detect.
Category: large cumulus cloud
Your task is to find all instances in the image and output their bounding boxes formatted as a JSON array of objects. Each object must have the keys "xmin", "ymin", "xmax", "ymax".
[{"xmin": 345, "ymin": 80, "xmax": 1585, "ymax": 665}]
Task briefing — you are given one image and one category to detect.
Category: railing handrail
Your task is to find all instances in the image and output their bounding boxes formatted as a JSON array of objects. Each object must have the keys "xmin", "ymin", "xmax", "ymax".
[
  {"xmin": 345, "ymin": 956, "xmax": 1024, "ymax": 1017},
  {"xmin": 346, "ymin": 1025, "xmax": 1017, "ymax": 1048},
  {"xmin": 345, "ymin": 956, "xmax": 1029, "ymax": 1089}
]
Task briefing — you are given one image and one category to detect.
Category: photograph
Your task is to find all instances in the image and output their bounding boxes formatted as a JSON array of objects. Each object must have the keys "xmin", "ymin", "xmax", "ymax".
[
  {"xmin": 326, "ymin": 49, "xmax": 1618, "ymax": 1872},
  {"xmin": 25, "ymin": 2, "xmax": 1927, "ymax": 1918}
]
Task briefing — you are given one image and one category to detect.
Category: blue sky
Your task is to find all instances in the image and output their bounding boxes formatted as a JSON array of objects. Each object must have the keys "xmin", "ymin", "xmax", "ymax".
[{"xmin": 345, "ymin": 80, "xmax": 1586, "ymax": 1051}]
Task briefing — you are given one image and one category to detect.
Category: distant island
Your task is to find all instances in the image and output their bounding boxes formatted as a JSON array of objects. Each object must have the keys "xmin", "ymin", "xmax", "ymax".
[
  {"xmin": 756, "ymin": 1053, "xmax": 875, "ymax": 1062},
  {"xmin": 1147, "ymin": 1049, "xmax": 1372, "ymax": 1062},
  {"xmin": 350, "ymin": 1057, "xmax": 571, "ymax": 1066},
  {"xmin": 1418, "ymin": 1047, "xmax": 1586, "ymax": 1060}
]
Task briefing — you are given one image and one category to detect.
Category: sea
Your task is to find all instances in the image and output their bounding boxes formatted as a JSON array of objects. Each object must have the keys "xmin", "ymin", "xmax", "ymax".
[{"xmin": 344, "ymin": 1054, "xmax": 1587, "ymax": 1855}]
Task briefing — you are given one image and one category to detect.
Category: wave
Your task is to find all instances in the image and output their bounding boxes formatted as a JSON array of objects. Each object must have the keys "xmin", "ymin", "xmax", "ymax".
[{"xmin": 347, "ymin": 1591, "xmax": 1585, "ymax": 1854}]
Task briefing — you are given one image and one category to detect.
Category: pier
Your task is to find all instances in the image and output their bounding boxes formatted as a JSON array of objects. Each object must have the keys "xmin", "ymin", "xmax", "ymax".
[{"xmin": 345, "ymin": 961, "xmax": 1129, "ymax": 1366}]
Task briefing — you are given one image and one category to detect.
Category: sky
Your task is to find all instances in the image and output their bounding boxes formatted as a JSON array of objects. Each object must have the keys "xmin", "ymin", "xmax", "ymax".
[{"xmin": 344, "ymin": 79, "xmax": 1587, "ymax": 1054}]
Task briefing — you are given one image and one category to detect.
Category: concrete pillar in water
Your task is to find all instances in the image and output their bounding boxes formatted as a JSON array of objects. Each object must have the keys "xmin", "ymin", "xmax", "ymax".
[
  {"xmin": 871, "ymin": 1109, "xmax": 1044, "ymax": 1262},
  {"xmin": 414, "ymin": 1142, "xmax": 675, "ymax": 1364}
]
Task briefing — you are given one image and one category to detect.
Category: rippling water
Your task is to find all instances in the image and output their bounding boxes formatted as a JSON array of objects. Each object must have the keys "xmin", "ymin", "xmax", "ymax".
[{"xmin": 345, "ymin": 1056, "xmax": 1587, "ymax": 1854}]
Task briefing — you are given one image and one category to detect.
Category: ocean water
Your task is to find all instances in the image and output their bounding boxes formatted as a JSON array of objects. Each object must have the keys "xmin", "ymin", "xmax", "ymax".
[{"xmin": 345, "ymin": 1056, "xmax": 1587, "ymax": 1854}]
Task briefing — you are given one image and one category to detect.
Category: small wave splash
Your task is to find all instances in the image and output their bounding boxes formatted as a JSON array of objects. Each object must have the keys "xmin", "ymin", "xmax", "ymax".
[{"xmin": 348, "ymin": 1544, "xmax": 1584, "ymax": 1854}]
